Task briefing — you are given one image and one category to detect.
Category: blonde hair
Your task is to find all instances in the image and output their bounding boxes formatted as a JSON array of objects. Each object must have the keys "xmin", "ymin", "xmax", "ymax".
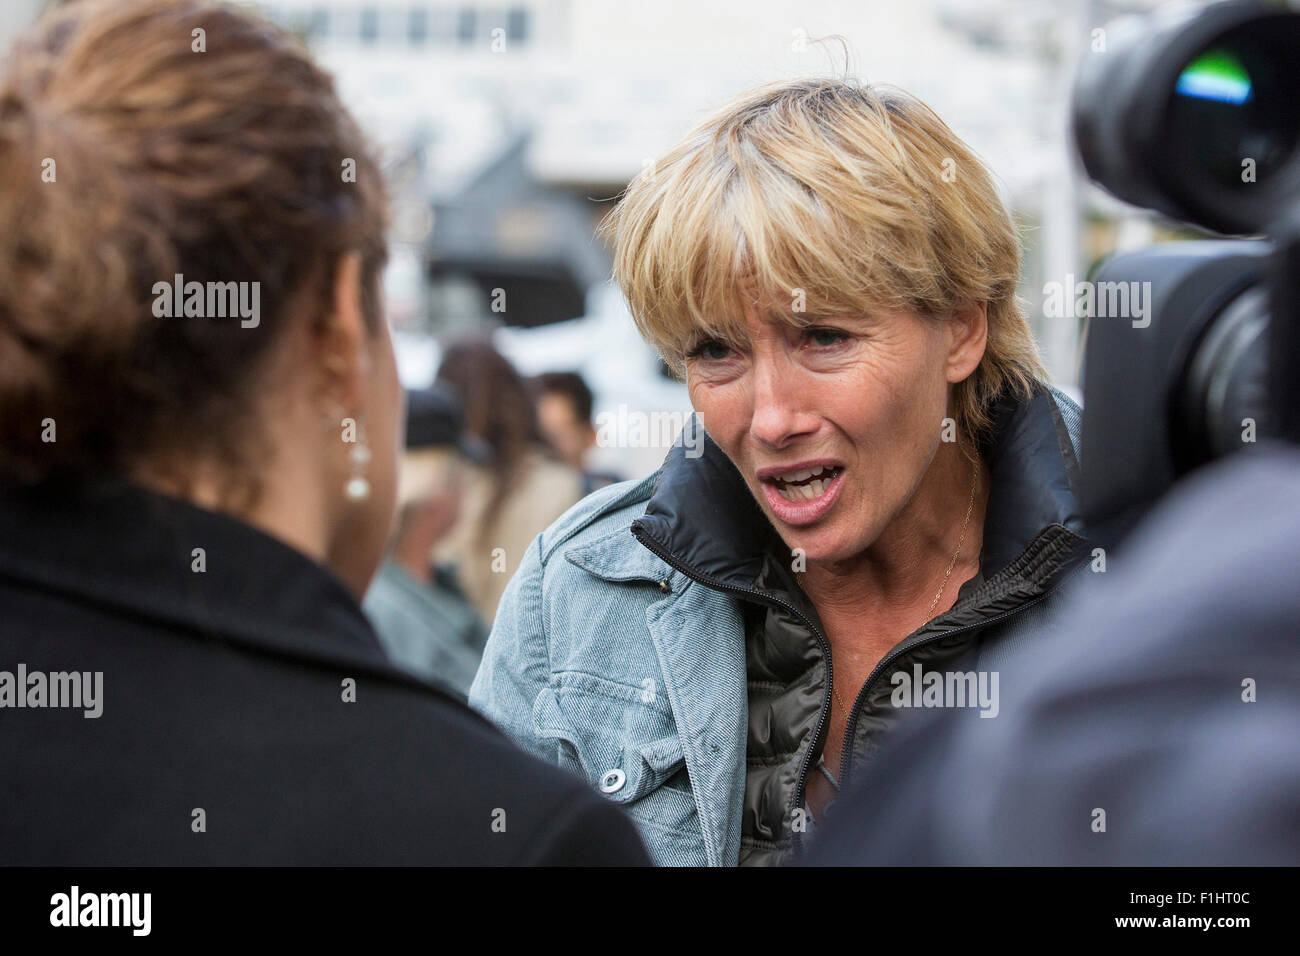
[{"xmin": 602, "ymin": 78, "xmax": 1046, "ymax": 443}]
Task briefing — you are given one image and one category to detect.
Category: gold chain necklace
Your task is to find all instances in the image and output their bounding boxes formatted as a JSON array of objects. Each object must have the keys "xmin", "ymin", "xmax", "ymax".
[{"xmin": 830, "ymin": 458, "xmax": 979, "ymax": 717}]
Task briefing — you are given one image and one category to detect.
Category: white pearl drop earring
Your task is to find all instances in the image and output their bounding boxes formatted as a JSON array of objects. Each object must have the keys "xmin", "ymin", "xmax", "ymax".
[{"xmin": 345, "ymin": 438, "xmax": 372, "ymax": 502}]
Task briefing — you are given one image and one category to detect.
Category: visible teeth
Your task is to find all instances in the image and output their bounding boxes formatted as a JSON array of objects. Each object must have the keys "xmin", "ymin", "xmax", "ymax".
[
  {"xmin": 776, "ymin": 466, "xmax": 832, "ymax": 483},
  {"xmin": 776, "ymin": 475, "xmax": 832, "ymax": 502}
]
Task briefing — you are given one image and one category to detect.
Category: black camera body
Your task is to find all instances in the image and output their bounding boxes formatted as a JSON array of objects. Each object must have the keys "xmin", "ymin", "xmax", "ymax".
[
  {"xmin": 1080, "ymin": 240, "xmax": 1271, "ymax": 545},
  {"xmin": 1071, "ymin": 0, "xmax": 1300, "ymax": 549}
]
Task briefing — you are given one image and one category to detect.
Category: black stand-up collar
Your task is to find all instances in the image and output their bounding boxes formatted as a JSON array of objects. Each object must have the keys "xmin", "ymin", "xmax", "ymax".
[
  {"xmin": 0, "ymin": 475, "xmax": 388, "ymax": 673},
  {"xmin": 633, "ymin": 383, "xmax": 1087, "ymax": 596}
]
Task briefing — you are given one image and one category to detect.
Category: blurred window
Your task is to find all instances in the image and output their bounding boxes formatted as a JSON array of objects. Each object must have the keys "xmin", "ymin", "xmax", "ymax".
[
  {"xmin": 360, "ymin": 7, "xmax": 380, "ymax": 44},
  {"xmin": 507, "ymin": 7, "xmax": 528, "ymax": 44},
  {"xmin": 456, "ymin": 7, "xmax": 478, "ymax": 46},
  {"xmin": 409, "ymin": 8, "xmax": 429, "ymax": 44},
  {"xmin": 308, "ymin": 7, "xmax": 330, "ymax": 41}
]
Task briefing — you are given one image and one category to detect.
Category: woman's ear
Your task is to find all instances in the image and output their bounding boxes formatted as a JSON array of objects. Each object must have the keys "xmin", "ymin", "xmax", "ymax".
[
  {"xmin": 945, "ymin": 300, "xmax": 988, "ymax": 384},
  {"xmin": 316, "ymin": 251, "xmax": 371, "ymax": 413}
]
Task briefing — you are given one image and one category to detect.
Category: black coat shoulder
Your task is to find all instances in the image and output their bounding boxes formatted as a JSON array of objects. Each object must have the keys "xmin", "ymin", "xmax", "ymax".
[
  {"xmin": 0, "ymin": 478, "xmax": 649, "ymax": 866},
  {"xmin": 0, "ymin": 578, "xmax": 649, "ymax": 865}
]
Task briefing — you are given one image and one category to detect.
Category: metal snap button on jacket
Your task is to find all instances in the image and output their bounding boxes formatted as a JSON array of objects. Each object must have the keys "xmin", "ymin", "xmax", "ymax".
[{"xmin": 599, "ymin": 769, "xmax": 626, "ymax": 793}]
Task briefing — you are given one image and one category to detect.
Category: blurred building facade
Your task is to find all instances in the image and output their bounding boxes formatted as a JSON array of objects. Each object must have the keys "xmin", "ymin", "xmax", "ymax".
[
  {"xmin": 256, "ymin": 1, "xmax": 1193, "ymax": 388},
  {"xmin": 6, "ymin": 0, "xmax": 1200, "ymax": 476}
]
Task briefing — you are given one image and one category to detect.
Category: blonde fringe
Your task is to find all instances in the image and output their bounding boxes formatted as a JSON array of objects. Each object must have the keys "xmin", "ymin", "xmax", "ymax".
[{"xmin": 601, "ymin": 78, "xmax": 1046, "ymax": 445}]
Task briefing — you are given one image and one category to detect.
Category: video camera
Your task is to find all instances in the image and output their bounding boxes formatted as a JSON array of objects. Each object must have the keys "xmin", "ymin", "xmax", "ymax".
[{"xmin": 1070, "ymin": 0, "xmax": 1300, "ymax": 549}]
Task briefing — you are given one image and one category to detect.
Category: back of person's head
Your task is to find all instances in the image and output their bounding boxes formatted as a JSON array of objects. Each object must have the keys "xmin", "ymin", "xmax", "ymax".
[
  {"xmin": 435, "ymin": 339, "xmax": 541, "ymax": 537},
  {"xmin": 392, "ymin": 387, "xmax": 471, "ymax": 542},
  {"xmin": 0, "ymin": 0, "xmax": 400, "ymax": 595},
  {"xmin": 531, "ymin": 371, "xmax": 597, "ymax": 470},
  {"xmin": 533, "ymin": 372, "xmax": 594, "ymax": 426}
]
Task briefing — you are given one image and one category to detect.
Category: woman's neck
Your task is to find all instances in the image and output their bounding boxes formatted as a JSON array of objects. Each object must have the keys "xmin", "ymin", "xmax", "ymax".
[{"xmin": 801, "ymin": 442, "xmax": 989, "ymax": 621}]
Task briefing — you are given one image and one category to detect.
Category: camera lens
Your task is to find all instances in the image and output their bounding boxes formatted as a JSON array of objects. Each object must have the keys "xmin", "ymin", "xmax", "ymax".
[
  {"xmin": 1165, "ymin": 21, "xmax": 1300, "ymax": 193},
  {"xmin": 1180, "ymin": 284, "xmax": 1271, "ymax": 462}
]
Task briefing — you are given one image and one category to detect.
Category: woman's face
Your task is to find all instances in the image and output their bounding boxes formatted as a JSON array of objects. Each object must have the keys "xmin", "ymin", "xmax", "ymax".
[{"xmin": 686, "ymin": 303, "xmax": 960, "ymax": 564}]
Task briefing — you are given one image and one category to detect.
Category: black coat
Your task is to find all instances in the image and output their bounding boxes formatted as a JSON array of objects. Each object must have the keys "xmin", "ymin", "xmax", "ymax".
[{"xmin": 0, "ymin": 476, "xmax": 649, "ymax": 865}]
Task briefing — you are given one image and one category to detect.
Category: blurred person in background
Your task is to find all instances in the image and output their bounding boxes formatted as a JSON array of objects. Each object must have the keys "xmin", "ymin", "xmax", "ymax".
[
  {"xmin": 532, "ymin": 371, "xmax": 622, "ymax": 495},
  {"xmin": 471, "ymin": 79, "xmax": 1090, "ymax": 865},
  {"xmin": 363, "ymin": 387, "xmax": 490, "ymax": 697},
  {"xmin": 434, "ymin": 341, "xmax": 584, "ymax": 626},
  {"xmin": 0, "ymin": 0, "xmax": 647, "ymax": 866}
]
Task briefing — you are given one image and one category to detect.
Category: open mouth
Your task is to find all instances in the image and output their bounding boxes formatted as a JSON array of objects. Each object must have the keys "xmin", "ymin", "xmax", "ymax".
[
  {"xmin": 768, "ymin": 465, "xmax": 844, "ymax": 502},
  {"xmin": 756, "ymin": 460, "xmax": 848, "ymax": 527}
]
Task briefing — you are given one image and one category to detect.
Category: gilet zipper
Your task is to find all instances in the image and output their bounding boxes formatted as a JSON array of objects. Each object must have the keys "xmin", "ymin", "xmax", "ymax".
[
  {"xmin": 835, "ymin": 574, "xmax": 1081, "ymax": 787},
  {"xmin": 631, "ymin": 521, "xmax": 836, "ymax": 857}
]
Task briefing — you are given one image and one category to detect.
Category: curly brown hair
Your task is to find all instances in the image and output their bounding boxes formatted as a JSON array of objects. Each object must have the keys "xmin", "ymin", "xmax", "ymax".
[{"xmin": 0, "ymin": 0, "xmax": 388, "ymax": 504}]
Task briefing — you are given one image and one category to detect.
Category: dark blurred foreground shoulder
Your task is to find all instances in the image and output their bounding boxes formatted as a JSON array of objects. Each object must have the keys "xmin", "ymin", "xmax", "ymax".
[{"xmin": 378, "ymin": 679, "xmax": 653, "ymax": 866}]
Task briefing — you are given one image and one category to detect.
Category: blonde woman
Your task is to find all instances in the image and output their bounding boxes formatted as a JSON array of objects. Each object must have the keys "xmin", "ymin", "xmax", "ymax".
[{"xmin": 470, "ymin": 79, "xmax": 1091, "ymax": 866}]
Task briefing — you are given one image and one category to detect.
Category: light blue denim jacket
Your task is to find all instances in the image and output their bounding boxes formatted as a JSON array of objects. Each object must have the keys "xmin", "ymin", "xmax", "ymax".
[
  {"xmin": 468, "ymin": 472, "xmax": 736, "ymax": 866},
  {"xmin": 469, "ymin": 384, "xmax": 1088, "ymax": 866}
]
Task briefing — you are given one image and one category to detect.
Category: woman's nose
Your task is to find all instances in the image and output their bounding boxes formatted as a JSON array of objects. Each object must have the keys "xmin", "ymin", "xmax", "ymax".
[{"xmin": 748, "ymin": 357, "xmax": 817, "ymax": 449}]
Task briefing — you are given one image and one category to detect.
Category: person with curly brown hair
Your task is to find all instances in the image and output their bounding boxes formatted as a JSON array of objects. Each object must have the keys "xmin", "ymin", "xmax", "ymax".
[{"xmin": 0, "ymin": 0, "xmax": 646, "ymax": 866}]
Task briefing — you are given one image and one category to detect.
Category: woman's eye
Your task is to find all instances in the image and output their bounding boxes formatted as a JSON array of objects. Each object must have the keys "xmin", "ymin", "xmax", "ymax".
[
  {"xmin": 807, "ymin": 327, "xmax": 850, "ymax": 348},
  {"xmin": 688, "ymin": 339, "xmax": 734, "ymax": 361}
]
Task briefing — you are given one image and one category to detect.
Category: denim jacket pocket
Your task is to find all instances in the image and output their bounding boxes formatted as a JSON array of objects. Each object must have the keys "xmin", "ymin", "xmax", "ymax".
[
  {"xmin": 531, "ymin": 671, "xmax": 705, "ymax": 861},
  {"xmin": 533, "ymin": 672, "xmax": 684, "ymax": 800}
]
